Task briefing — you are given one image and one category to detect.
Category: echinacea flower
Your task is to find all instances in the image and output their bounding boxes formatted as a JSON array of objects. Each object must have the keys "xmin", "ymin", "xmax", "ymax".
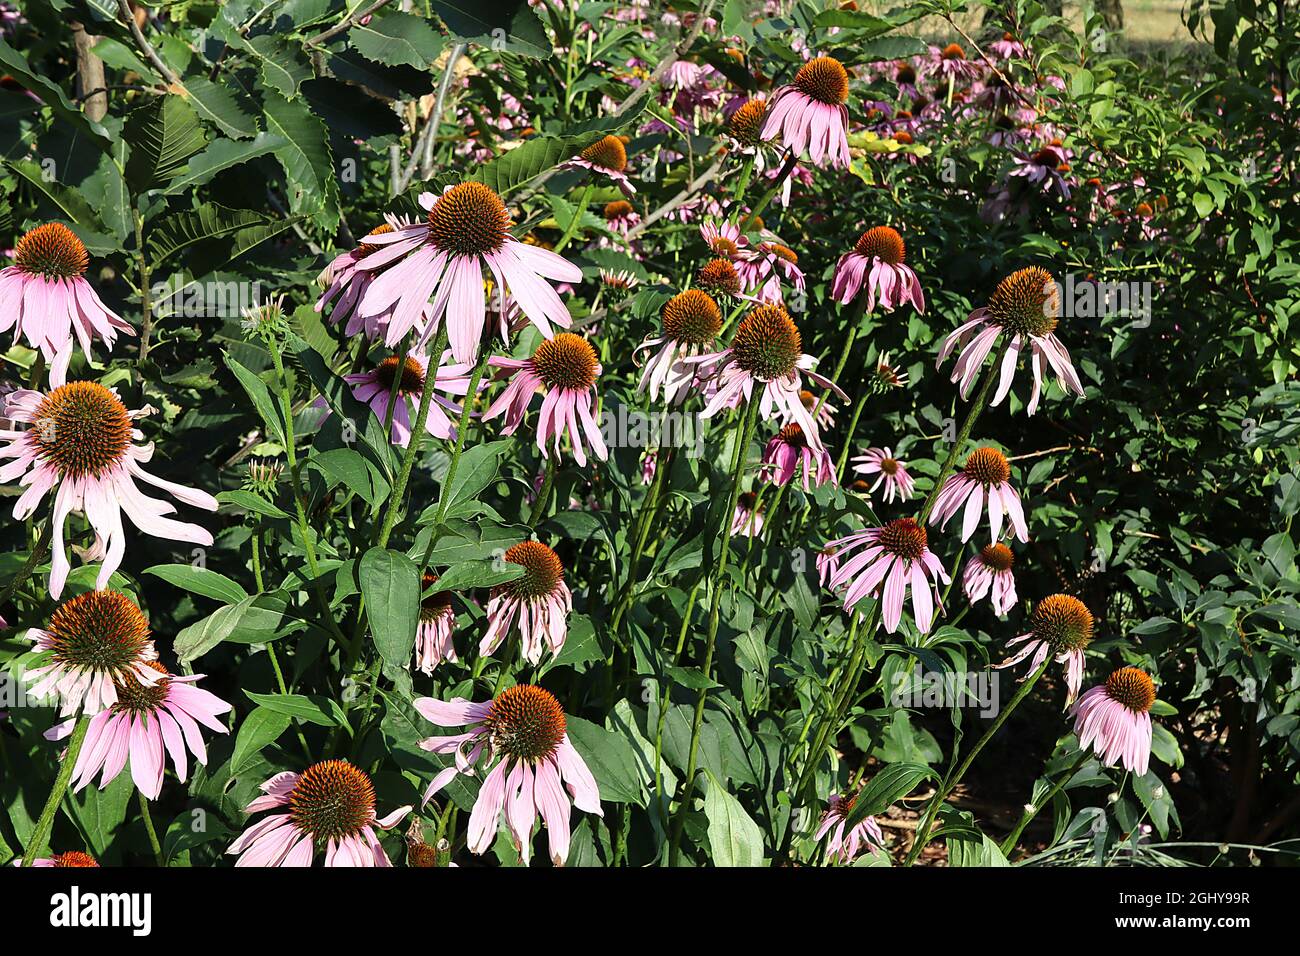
[
  {"xmin": 831, "ymin": 226, "xmax": 926, "ymax": 313},
  {"xmin": 760, "ymin": 56, "xmax": 852, "ymax": 168},
  {"xmin": 732, "ymin": 490, "xmax": 765, "ymax": 537},
  {"xmin": 1072, "ymin": 667, "xmax": 1156, "ymax": 776},
  {"xmin": 356, "ymin": 183, "xmax": 583, "ymax": 361},
  {"xmin": 598, "ymin": 269, "xmax": 640, "ymax": 302},
  {"xmin": 415, "ymin": 685, "xmax": 602, "ymax": 865},
  {"xmin": 995, "ymin": 593, "xmax": 1094, "ymax": 705},
  {"xmin": 561, "ymin": 134, "xmax": 637, "ymax": 196},
  {"xmin": 340, "ymin": 351, "xmax": 473, "ymax": 447},
  {"xmin": 316, "ymin": 218, "xmax": 422, "ymax": 340},
  {"xmin": 871, "ymin": 351, "xmax": 909, "ymax": 391},
  {"xmin": 929, "ymin": 446, "xmax": 1028, "ymax": 543},
  {"xmin": 480, "ymin": 541, "xmax": 573, "ymax": 665},
  {"xmin": 690, "ymin": 304, "xmax": 846, "ymax": 451},
  {"xmin": 49, "ymin": 661, "xmax": 231, "ymax": 800},
  {"xmin": 1009, "ymin": 144, "xmax": 1072, "ymax": 199},
  {"xmin": 989, "ymin": 32, "xmax": 1026, "ymax": 59},
  {"xmin": 636, "ymin": 289, "xmax": 722, "ymax": 406},
  {"xmin": 0, "ymin": 224, "xmax": 133, "ymax": 386},
  {"xmin": 21, "ymin": 851, "xmax": 99, "ymax": 868},
  {"xmin": 850, "ymin": 447, "xmax": 915, "ymax": 503},
  {"xmin": 747, "ymin": 241, "xmax": 806, "ymax": 304},
  {"xmin": 800, "ymin": 389, "xmax": 836, "ymax": 429},
  {"xmin": 227, "ymin": 760, "xmax": 411, "ymax": 867},
  {"xmin": 640, "ymin": 448, "xmax": 657, "ymax": 485},
  {"xmin": 762, "ymin": 423, "xmax": 836, "ymax": 490},
  {"xmin": 726, "ymin": 97, "xmax": 771, "ymax": 170},
  {"xmin": 483, "ymin": 332, "xmax": 607, "ymax": 466},
  {"xmin": 0, "ymin": 382, "xmax": 218, "ymax": 597},
  {"xmin": 699, "ymin": 220, "xmax": 748, "ymax": 261},
  {"xmin": 962, "ymin": 542, "xmax": 1018, "ymax": 615},
  {"xmin": 602, "ymin": 199, "xmax": 640, "ymax": 235},
  {"xmin": 824, "ymin": 517, "xmax": 950, "ymax": 633},
  {"xmin": 929, "ymin": 43, "xmax": 982, "ymax": 82},
  {"xmin": 696, "ymin": 258, "xmax": 741, "ymax": 298},
  {"xmin": 22, "ymin": 590, "xmax": 160, "ymax": 718},
  {"xmin": 816, "ymin": 792, "xmax": 884, "ymax": 864},
  {"xmin": 937, "ymin": 267, "xmax": 1085, "ymax": 415},
  {"xmin": 415, "ymin": 573, "xmax": 456, "ymax": 674}
]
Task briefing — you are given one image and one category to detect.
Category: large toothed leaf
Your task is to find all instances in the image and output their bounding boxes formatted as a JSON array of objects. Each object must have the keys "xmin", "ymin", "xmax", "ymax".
[
  {"xmin": 430, "ymin": 0, "xmax": 551, "ymax": 58},
  {"xmin": 162, "ymin": 133, "xmax": 287, "ymax": 195},
  {"xmin": 351, "ymin": 11, "xmax": 446, "ymax": 68},
  {"xmin": 123, "ymin": 94, "xmax": 208, "ymax": 192},
  {"xmin": 181, "ymin": 75, "xmax": 260, "ymax": 139},
  {"xmin": 262, "ymin": 90, "xmax": 341, "ymax": 232}
]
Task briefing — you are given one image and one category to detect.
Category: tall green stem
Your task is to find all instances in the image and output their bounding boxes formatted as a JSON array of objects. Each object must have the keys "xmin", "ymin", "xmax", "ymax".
[
  {"xmin": 138, "ymin": 791, "xmax": 164, "ymax": 866},
  {"xmin": 666, "ymin": 397, "xmax": 759, "ymax": 865},
  {"xmin": 1000, "ymin": 749, "xmax": 1091, "ymax": 856},
  {"xmin": 905, "ymin": 657, "xmax": 1050, "ymax": 865},
  {"xmin": 22, "ymin": 714, "xmax": 89, "ymax": 866}
]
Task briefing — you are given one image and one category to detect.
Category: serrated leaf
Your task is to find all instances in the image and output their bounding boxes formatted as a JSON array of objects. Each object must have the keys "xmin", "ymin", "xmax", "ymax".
[
  {"xmin": 162, "ymin": 133, "xmax": 286, "ymax": 195},
  {"xmin": 352, "ymin": 12, "xmax": 445, "ymax": 68},
  {"xmin": 123, "ymin": 95, "xmax": 207, "ymax": 192},
  {"xmin": 263, "ymin": 90, "xmax": 341, "ymax": 232},
  {"xmin": 180, "ymin": 76, "xmax": 259, "ymax": 139}
]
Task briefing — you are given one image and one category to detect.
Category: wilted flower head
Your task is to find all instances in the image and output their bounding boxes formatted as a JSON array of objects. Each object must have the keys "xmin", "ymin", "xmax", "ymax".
[
  {"xmin": 816, "ymin": 791, "xmax": 885, "ymax": 864},
  {"xmin": 831, "ymin": 226, "xmax": 925, "ymax": 313},
  {"xmin": 962, "ymin": 542, "xmax": 1018, "ymax": 615}
]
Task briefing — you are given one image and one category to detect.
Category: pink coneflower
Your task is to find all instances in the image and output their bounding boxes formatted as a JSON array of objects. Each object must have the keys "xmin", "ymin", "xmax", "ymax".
[
  {"xmin": 483, "ymin": 333, "xmax": 607, "ymax": 466},
  {"xmin": 799, "ymin": 390, "xmax": 836, "ymax": 431},
  {"xmin": 316, "ymin": 218, "xmax": 421, "ymax": 340},
  {"xmin": 699, "ymin": 220, "xmax": 748, "ymax": 261},
  {"xmin": 872, "ymin": 351, "xmax": 909, "ymax": 391},
  {"xmin": 748, "ymin": 242, "xmax": 806, "ymax": 304},
  {"xmin": 762, "ymin": 423, "xmax": 835, "ymax": 490},
  {"xmin": 640, "ymin": 449, "xmax": 657, "ymax": 485},
  {"xmin": 937, "ymin": 267, "xmax": 1085, "ymax": 415},
  {"xmin": 962, "ymin": 542, "xmax": 1018, "ymax": 615},
  {"xmin": 561, "ymin": 135, "xmax": 637, "ymax": 196},
  {"xmin": 355, "ymin": 182, "xmax": 583, "ymax": 361},
  {"xmin": 662, "ymin": 59, "xmax": 707, "ymax": 90},
  {"xmin": 636, "ymin": 290, "xmax": 722, "ymax": 406},
  {"xmin": 989, "ymin": 32, "xmax": 1026, "ymax": 59},
  {"xmin": 22, "ymin": 591, "xmax": 159, "ymax": 718},
  {"xmin": 1009, "ymin": 143, "xmax": 1073, "ymax": 199},
  {"xmin": 824, "ymin": 517, "xmax": 950, "ymax": 633},
  {"xmin": 831, "ymin": 226, "xmax": 926, "ymax": 313},
  {"xmin": 696, "ymin": 259, "xmax": 741, "ymax": 299},
  {"xmin": 598, "ymin": 268, "xmax": 640, "ymax": 301},
  {"xmin": 602, "ymin": 199, "xmax": 641, "ymax": 235},
  {"xmin": 929, "ymin": 446, "xmax": 1028, "ymax": 543},
  {"xmin": 415, "ymin": 573, "xmax": 456, "ymax": 674},
  {"xmin": 480, "ymin": 542, "xmax": 573, "ymax": 665},
  {"xmin": 341, "ymin": 351, "xmax": 472, "ymax": 446},
  {"xmin": 415, "ymin": 685, "xmax": 602, "ymax": 865},
  {"xmin": 995, "ymin": 594, "xmax": 1094, "ymax": 706},
  {"xmin": 816, "ymin": 792, "xmax": 884, "ymax": 864},
  {"xmin": 929, "ymin": 43, "xmax": 982, "ymax": 82},
  {"xmin": 48, "ymin": 661, "xmax": 230, "ymax": 800},
  {"xmin": 22, "ymin": 851, "xmax": 99, "ymax": 867},
  {"xmin": 0, "ymin": 382, "xmax": 217, "ymax": 598},
  {"xmin": 690, "ymin": 304, "xmax": 846, "ymax": 451},
  {"xmin": 227, "ymin": 760, "xmax": 411, "ymax": 867},
  {"xmin": 726, "ymin": 97, "xmax": 772, "ymax": 172},
  {"xmin": 1072, "ymin": 667, "xmax": 1156, "ymax": 776},
  {"xmin": 850, "ymin": 447, "xmax": 915, "ymax": 503},
  {"xmin": 760, "ymin": 56, "xmax": 852, "ymax": 168},
  {"xmin": 732, "ymin": 490, "xmax": 765, "ymax": 537},
  {"xmin": 816, "ymin": 545, "xmax": 839, "ymax": 586},
  {"xmin": 0, "ymin": 224, "xmax": 133, "ymax": 387}
]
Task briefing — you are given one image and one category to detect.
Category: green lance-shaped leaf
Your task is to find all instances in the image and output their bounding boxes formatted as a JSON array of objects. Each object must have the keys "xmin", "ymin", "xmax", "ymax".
[
  {"xmin": 123, "ymin": 94, "xmax": 208, "ymax": 192},
  {"xmin": 359, "ymin": 548, "xmax": 421, "ymax": 669}
]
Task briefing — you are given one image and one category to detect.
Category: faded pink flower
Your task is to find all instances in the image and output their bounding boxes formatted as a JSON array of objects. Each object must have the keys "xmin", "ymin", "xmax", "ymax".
[
  {"xmin": 824, "ymin": 517, "xmax": 950, "ymax": 633},
  {"xmin": 1072, "ymin": 667, "xmax": 1157, "ymax": 776},
  {"xmin": 760, "ymin": 56, "xmax": 852, "ymax": 168}
]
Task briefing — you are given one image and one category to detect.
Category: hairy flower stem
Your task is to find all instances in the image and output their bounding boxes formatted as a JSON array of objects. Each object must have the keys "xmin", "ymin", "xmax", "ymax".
[
  {"xmin": 528, "ymin": 456, "xmax": 558, "ymax": 528},
  {"xmin": 833, "ymin": 392, "xmax": 870, "ymax": 481},
  {"xmin": 22, "ymin": 715, "xmax": 89, "ymax": 866},
  {"xmin": 918, "ymin": 350, "xmax": 1005, "ymax": 524},
  {"xmin": 610, "ymin": 446, "xmax": 673, "ymax": 635},
  {"xmin": 268, "ymin": 347, "xmax": 346, "ymax": 645},
  {"xmin": 905, "ymin": 657, "xmax": 1051, "ymax": 865},
  {"xmin": 376, "ymin": 325, "xmax": 450, "ymax": 549},
  {"xmin": 418, "ymin": 345, "xmax": 493, "ymax": 570},
  {"xmin": 667, "ymin": 397, "xmax": 759, "ymax": 865},
  {"xmin": 138, "ymin": 791, "xmax": 165, "ymax": 866},
  {"xmin": 1000, "ymin": 749, "xmax": 1092, "ymax": 856},
  {"xmin": 740, "ymin": 151, "xmax": 798, "ymax": 230},
  {"xmin": 0, "ymin": 521, "xmax": 51, "ymax": 610},
  {"xmin": 553, "ymin": 182, "xmax": 595, "ymax": 254},
  {"xmin": 726, "ymin": 157, "xmax": 755, "ymax": 225}
]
